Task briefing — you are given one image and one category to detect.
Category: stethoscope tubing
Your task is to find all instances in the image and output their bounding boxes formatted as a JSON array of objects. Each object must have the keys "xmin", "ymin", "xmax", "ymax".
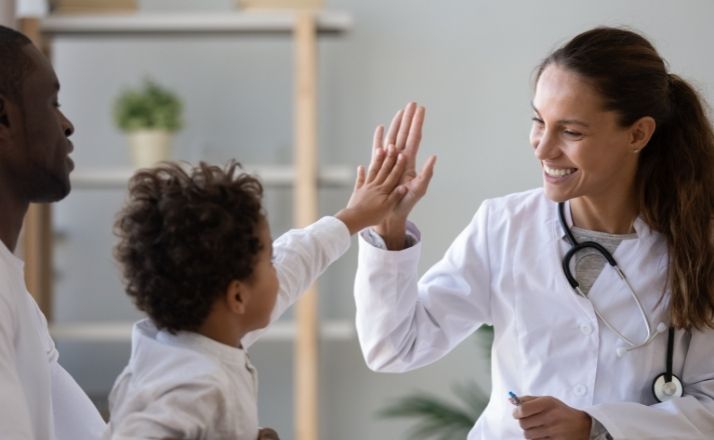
[{"xmin": 557, "ymin": 202, "xmax": 682, "ymax": 402}]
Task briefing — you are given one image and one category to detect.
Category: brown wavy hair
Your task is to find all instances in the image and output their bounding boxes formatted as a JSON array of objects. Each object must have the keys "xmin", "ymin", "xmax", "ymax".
[
  {"xmin": 114, "ymin": 161, "xmax": 264, "ymax": 333},
  {"xmin": 536, "ymin": 27, "xmax": 714, "ymax": 330}
]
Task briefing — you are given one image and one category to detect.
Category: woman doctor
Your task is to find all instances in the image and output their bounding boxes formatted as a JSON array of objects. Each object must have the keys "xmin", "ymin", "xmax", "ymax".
[{"xmin": 354, "ymin": 27, "xmax": 714, "ymax": 439}]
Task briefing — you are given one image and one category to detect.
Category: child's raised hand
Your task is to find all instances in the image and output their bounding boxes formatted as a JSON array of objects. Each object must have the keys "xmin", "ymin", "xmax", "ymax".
[{"xmin": 335, "ymin": 143, "xmax": 408, "ymax": 235}]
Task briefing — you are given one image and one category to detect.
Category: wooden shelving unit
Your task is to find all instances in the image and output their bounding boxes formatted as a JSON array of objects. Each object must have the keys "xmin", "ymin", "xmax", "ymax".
[
  {"xmin": 20, "ymin": 11, "xmax": 352, "ymax": 440},
  {"xmin": 69, "ymin": 165, "xmax": 354, "ymax": 189}
]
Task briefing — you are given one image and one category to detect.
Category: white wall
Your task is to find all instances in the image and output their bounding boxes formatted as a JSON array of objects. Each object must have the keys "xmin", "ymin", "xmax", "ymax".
[
  {"xmin": 0, "ymin": 1, "xmax": 15, "ymax": 27},
  {"xmin": 49, "ymin": 1, "xmax": 714, "ymax": 439}
]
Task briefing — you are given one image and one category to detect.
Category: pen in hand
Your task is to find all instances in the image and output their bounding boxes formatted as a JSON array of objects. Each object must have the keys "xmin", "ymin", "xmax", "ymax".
[{"xmin": 508, "ymin": 391, "xmax": 521, "ymax": 406}]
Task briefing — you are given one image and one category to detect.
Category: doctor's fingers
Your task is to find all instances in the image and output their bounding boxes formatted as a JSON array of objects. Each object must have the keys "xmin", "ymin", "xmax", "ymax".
[
  {"xmin": 393, "ymin": 155, "xmax": 436, "ymax": 216},
  {"xmin": 522, "ymin": 424, "xmax": 553, "ymax": 440},
  {"xmin": 410, "ymin": 155, "xmax": 437, "ymax": 197},
  {"xmin": 402, "ymin": 105, "xmax": 425, "ymax": 166},
  {"xmin": 384, "ymin": 107, "xmax": 406, "ymax": 149},
  {"xmin": 513, "ymin": 396, "xmax": 554, "ymax": 419},
  {"xmin": 394, "ymin": 102, "xmax": 418, "ymax": 152},
  {"xmin": 371, "ymin": 125, "xmax": 385, "ymax": 161}
]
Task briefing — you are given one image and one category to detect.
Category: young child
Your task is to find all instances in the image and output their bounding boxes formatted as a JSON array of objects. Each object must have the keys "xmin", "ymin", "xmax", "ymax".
[{"xmin": 103, "ymin": 145, "xmax": 411, "ymax": 440}]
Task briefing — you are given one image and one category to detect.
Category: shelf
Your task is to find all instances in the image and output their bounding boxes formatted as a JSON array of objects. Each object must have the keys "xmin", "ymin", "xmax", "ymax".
[
  {"xmin": 70, "ymin": 165, "xmax": 354, "ymax": 189},
  {"xmin": 50, "ymin": 319, "xmax": 354, "ymax": 342},
  {"xmin": 40, "ymin": 11, "xmax": 352, "ymax": 36}
]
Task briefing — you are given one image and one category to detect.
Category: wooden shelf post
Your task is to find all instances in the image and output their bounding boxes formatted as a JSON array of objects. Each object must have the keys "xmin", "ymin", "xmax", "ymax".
[{"xmin": 294, "ymin": 11, "xmax": 319, "ymax": 440}]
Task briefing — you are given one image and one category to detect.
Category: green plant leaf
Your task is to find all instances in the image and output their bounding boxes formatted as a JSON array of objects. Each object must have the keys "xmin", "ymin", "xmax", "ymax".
[
  {"xmin": 378, "ymin": 382, "xmax": 488, "ymax": 440},
  {"xmin": 377, "ymin": 326, "xmax": 493, "ymax": 439},
  {"xmin": 114, "ymin": 79, "xmax": 183, "ymax": 133}
]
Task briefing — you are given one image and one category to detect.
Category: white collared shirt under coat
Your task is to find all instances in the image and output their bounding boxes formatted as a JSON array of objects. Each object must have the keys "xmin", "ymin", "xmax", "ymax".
[{"xmin": 354, "ymin": 188, "xmax": 714, "ymax": 439}]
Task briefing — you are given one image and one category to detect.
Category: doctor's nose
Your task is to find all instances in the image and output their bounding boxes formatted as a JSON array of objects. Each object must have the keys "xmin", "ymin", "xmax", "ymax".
[{"xmin": 532, "ymin": 132, "xmax": 560, "ymax": 161}]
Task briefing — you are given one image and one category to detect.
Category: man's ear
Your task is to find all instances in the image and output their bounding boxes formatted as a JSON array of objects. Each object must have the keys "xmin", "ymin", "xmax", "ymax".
[
  {"xmin": 225, "ymin": 280, "xmax": 248, "ymax": 315},
  {"xmin": 0, "ymin": 97, "xmax": 10, "ymax": 127}
]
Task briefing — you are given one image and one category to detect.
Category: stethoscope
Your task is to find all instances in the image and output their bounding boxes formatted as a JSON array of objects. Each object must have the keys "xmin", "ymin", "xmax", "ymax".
[{"xmin": 558, "ymin": 202, "xmax": 683, "ymax": 402}]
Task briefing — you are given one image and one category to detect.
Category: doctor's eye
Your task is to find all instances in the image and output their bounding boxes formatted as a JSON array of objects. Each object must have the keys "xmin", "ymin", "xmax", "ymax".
[
  {"xmin": 531, "ymin": 117, "xmax": 545, "ymax": 126},
  {"xmin": 563, "ymin": 129, "xmax": 583, "ymax": 139}
]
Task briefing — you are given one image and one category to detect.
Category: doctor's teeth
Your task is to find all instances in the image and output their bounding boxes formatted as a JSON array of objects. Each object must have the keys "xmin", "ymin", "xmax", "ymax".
[{"xmin": 544, "ymin": 165, "xmax": 576, "ymax": 177}]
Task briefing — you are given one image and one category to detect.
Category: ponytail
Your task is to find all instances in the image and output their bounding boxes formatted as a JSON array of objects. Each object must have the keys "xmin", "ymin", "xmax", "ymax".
[{"xmin": 638, "ymin": 74, "xmax": 714, "ymax": 330}]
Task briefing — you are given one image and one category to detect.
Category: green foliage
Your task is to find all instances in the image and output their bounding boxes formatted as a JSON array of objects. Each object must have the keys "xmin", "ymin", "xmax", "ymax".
[
  {"xmin": 378, "ymin": 325, "xmax": 494, "ymax": 439},
  {"xmin": 378, "ymin": 381, "xmax": 489, "ymax": 440},
  {"xmin": 114, "ymin": 80, "xmax": 183, "ymax": 132}
]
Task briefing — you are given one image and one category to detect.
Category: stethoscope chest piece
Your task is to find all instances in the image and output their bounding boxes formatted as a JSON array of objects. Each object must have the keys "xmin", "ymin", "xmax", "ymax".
[{"xmin": 652, "ymin": 372, "xmax": 683, "ymax": 402}]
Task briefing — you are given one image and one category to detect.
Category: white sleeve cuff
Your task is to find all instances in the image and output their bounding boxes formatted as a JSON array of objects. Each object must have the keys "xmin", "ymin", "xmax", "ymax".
[{"xmin": 360, "ymin": 221, "xmax": 420, "ymax": 249}]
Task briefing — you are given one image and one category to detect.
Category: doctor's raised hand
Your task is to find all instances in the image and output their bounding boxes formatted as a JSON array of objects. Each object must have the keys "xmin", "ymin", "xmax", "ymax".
[
  {"xmin": 371, "ymin": 101, "xmax": 437, "ymax": 249},
  {"xmin": 335, "ymin": 140, "xmax": 410, "ymax": 234}
]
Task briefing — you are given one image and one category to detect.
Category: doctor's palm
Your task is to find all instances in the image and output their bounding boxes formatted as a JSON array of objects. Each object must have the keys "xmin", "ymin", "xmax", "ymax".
[{"xmin": 373, "ymin": 102, "xmax": 436, "ymax": 232}]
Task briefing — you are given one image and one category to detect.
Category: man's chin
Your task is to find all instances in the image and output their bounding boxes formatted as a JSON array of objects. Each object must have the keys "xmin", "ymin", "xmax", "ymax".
[{"xmin": 30, "ymin": 175, "xmax": 71, "ymax": 203}]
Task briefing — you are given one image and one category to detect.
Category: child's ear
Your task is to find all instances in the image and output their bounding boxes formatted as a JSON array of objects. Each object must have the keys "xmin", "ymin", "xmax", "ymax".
[{"xmin": 225, "ymin": 280, "xmax": 248, "ymax": 315}]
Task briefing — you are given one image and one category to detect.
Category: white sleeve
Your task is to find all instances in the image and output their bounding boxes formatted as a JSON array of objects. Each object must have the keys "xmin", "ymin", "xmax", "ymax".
[
  {"xmin": 354, "ymin": 201, "xmax": 494, "ymax": 373},
  {"xmin": 51, "ymin": 361, "xmax": 106, "ymax": 440},
  {"xmin": 586, "ymin": 329, "xmax": 714, "ymax": 439},
  {"xmin": 0, "ymin": 296, "xmax": 34, "ymax": 440},
  {"xmin": 241, "ymin": 216, "xmax": 351, "ymax": 348}
]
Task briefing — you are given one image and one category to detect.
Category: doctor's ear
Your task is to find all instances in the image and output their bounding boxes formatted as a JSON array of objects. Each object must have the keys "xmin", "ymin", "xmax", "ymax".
[
  {"xmin": 225, "ymin": 280, "xmax": 248, "ymax": 315},
  {"xmin": 628, "ymin": 116, "xmax": 656, "ymax": 152}
]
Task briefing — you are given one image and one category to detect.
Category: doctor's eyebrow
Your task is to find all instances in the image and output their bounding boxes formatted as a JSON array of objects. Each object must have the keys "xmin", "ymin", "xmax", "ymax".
[{"xmin": 530, "ymin": 102, "xmax": 591, "ymax": 128}]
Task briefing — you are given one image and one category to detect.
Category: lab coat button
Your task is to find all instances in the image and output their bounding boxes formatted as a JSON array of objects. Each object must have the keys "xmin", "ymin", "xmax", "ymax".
[
  {"xmin": 580, "ymin": 324, "xmax": 592, "ymax": 335},
  {"xmin": 574, "ymin": 384, "xmax": 587, "ymax": 396}
]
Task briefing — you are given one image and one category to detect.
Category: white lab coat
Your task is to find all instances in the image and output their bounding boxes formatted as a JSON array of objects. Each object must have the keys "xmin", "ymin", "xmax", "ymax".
[{"xmin": 354, "ymin": 188, "xmax": 714, "ymax": 439}]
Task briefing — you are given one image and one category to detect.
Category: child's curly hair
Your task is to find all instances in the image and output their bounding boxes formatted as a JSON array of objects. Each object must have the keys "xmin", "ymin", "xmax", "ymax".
[{"xmin": 114, "ymin": 161, "xmax": 264, "ymax": 334}]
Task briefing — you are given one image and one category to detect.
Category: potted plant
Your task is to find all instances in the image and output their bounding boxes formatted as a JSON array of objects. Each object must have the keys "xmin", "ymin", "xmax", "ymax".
[{"xmin": 114, "ymin": 79, "xmax": 183, "ymax": 168}]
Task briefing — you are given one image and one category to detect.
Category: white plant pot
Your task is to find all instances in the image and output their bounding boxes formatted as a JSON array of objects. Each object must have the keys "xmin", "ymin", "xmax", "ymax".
[
  {"xmin": 127, "ymin": 130, "xmax": 173, "ymax": 168},
  {"xmin": 238, "ymin": 0, "xmax": 322, "ymax": 10}
]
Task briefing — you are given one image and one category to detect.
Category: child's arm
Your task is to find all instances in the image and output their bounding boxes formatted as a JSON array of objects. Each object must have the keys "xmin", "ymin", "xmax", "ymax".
[
  {"xmin": 241, "ymin": 143, "xmax": 407, "ymax": 348},
  {"xmin": 335, "ymin": 143, "xmax": 408, "ymax": 234}
]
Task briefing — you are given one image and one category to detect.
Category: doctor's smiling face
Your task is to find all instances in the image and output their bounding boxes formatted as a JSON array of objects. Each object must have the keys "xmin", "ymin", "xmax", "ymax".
[{"xmin": 530, "ymin": 64, "xmax": 648, "ymax": 205}]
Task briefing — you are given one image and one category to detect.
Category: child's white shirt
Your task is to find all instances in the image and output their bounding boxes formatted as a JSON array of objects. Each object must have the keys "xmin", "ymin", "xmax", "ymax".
[
  {"xmin": 105, "ymin": 319, "xmax": 258, "ymax": 440},
  {"xmin": 104, "ymin": 216, "xmax": 351, "ymax": 439}
]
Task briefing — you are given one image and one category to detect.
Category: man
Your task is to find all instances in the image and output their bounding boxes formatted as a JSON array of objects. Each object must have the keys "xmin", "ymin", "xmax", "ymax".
[{"xmin": 0, "ymin": 25, "xmax": 105, "ymax": 439}]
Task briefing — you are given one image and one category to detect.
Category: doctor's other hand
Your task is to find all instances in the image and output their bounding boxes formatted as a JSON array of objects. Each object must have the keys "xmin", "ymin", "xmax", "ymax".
[
  {"xmin": 512, "ymin": 396, "xmax": 591, "ymax": 440},
  {"xmin": 335, "ymin": 143, "xmax": 408, "ymax": 235},
  {"xmin": 371, "ymin": 102, "xmax": 436, "ymax": 249},
  {"xmin": 257, "ymin": 427, "xmax": 280, "ymax": 440}
]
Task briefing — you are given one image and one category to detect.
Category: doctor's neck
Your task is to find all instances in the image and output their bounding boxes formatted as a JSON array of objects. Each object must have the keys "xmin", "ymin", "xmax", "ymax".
[{"xmin": 569, "ymin": 194, "xmax": 639, "ymax": 235}]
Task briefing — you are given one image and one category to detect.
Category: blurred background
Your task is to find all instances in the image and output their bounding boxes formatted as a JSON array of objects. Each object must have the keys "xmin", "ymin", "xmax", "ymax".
[{"xmin": 3, "ymin": 0, "xmax": 713, "ymax": 439}]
